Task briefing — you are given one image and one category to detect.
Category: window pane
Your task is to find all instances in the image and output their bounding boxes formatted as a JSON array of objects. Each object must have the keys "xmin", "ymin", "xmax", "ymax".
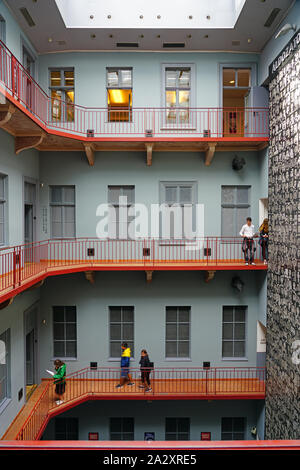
[
  {"xmin": 107, "ymin": 70, "xmax": 119, "ymax": 87},
  {"xmin": 235, "ymin": 323, "xmax": 245, "ymax": 340},
  {"xmin": 221, "ymin": 207, "xmax": 235, "ymax": 237},
  {"xmin": 54, "ymin": 341, "xmax": 65, "ymax": 357},
  {"xmin": 123, "ymin": 417, "xmax": 134, "ymax": 432},
  {"xmin": 64, "ymin": 70, "xmax": 74, "ymax": 87},
  {"xmin": 223, "ymin": 307, "xmax": 233, "ymax": 322},
  {"xmin": 122, "ymin": 307, "xmax": 134, "ymax": 322},
  {"xmin": 234, "ymin": 341, "xmax": 245, "ymax": 357},
  {"xmin": 166, "ymin": 90, "xmax": 176, "ymax": 108},
  {"xmin": 110, "ymin": 418, "xmax": 121, "ymax": 432},
  {"xmin": 166, "ymin": 324, "xmax": 177, "ymax": 340},
  {"xmin": 237, "ymin": 187, "xmax": 249, "ymax": 204},
  {"xmin": 166, "ymin": 341, "xmax": 177, "ymax": 357},
  {"xmin": 166, "ymin": 307, "xmax": 177, "ymax": 322},
  {"xmin": 53, "ymin": 323, "xmax": 65, "ymax": 340},
  {"xmin": 110, "ymin": 307, "xmax": 121, "ymax": 322},
  {"xmin": 222, "ymin": 186, "xmax": 235, "ymax": 204},
  {"xmin": 234, "ymin": 418, "xmax": 245, "ymax": 432},
  {"xmin": 0, "ymin": 176, "xmax": 5, "ymax": 199},
  {"xmin": 179, "ymin": 187, "xmax": 192, "ymax": 204},
  {"xmin": 222, "ymin": 418, "xmax": 232, "ymax": 432},
  {"xmin": 178, "ymin": 324, "xmax": 189, "ymax": 340},
  {"xmin": 235, "ymin": 307, "xmax": 246, "ymax": 322},
  {"xmin": 65, "ymin": 306, "xmax": 76, "ymax": 322},
  {"xmin": 110, "ymin": 324, "xmax": 121, "ymax": 340},
  {"xmin": 178, "ymin": 341, "xmax": 189, "ymax": 357},
  {"xmin": 237, "ymin": 69, "xmax": 250, "ymax": 87},
  {"xmin": 178, "ymin": 70, "xmax": 190, "ymax": 88},
  {"xmin": 178, "ymin": 307, "xmax": 190, "ymax": 322},
  {"xmin": 51, "ymin": 187, "xmax": 63, "ymax": 203},
  {"xmin": 223, "ymin": 323, "xmax": 233, "ymax": 340},
  {"xmin": 166, "ymin": 69, "xmax": 177, "ymax": 88},
  {"xmin": 50, "ymin": 70, "xmax": 61, "ymax": 87},
  {"xmin": 222, "ymin": 341, "xmax": 233, "ymax": 357},
  {"xmin": 123, "ymin": 324, "xmax": 134, "ymax": 340},
  {"xmin": 110, "ymin": 342, "xmax": 121, "ymax": 357},
  {"xmin": 66, "ymin": 323, "xmax": 76, "ymax": 340},
  {"xmin": 64, "ymin": 186, "xmax": 75, "ymax": 204},
  {"xmin": 51, "ymin": 90, "xmax": 62, "ymax": 120},
  {"xmin": 53, "ymin": 306, "xmax": 65, "ymax": 322},
  {"xmin": 178, "ymin": 418, "xmax": 189, "ymax": 432},
  {"xmin": 165, "ymin": 418, "xmax": 176, "ymax": 432},
  {"xmin": 120, "ymin": 69, "xmax": 132, "ymax": 87},
  {"xmin": 108, "ymin": 187, "xmax": 121, "ymax": 204},
  {"xmin": 223, "ymin": 69, "xmax": 235, "ymax": 86},
  {"xmin": 178, "ymin": 90, "xmax": 189, "ymax": 107},
  {"xmin": 66, "ymin": 341, "xmax": 77, "ymax": 357}
]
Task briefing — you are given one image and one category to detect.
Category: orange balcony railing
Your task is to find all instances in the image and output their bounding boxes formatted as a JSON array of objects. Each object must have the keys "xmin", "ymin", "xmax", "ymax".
[
  {"xmin": 0, "ymin": 40, "xmax": 269, "ymax": 140},
  {"xmin": 12, "ymin": 366, "xmax": 265, "ymax": 441}
]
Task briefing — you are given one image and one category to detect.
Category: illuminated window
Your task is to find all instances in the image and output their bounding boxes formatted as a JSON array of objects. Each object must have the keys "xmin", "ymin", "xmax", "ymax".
[
  {"xmin": 49, "ymin": 68, "xmax": 74, "ymax": 122},
  {"xmin": 165, "ymin": 67, "xmax": 191, "ymax": 124},
  {"xmin": 107, "ymin": 68, "xmax": 132, "ymax": 122}
]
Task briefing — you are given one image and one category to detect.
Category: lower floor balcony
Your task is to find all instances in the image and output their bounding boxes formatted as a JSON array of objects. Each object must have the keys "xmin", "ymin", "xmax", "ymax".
[
  {"xmin": 2, "ymin": 367, "xmax": 265, "ymax": 441},
  {"xmin": 0, "ymin": 237, "xmax": 267, "ymax": 303}
]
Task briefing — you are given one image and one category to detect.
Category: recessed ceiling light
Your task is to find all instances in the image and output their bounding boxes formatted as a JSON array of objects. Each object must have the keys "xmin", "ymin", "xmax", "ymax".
[
  {"xmin": 90, "ymin": 34, "xmax": 96, "ymax": 39},
  {"xmin": 187, "ymin": 34, "xmax": 192, "ymax": 39},
  {"xmin": 204, "ymin": 34, "xmax": 209, "ymax": 38},
  {"xmin": 157, "ymin": 15, "xmax": 161, "ymax": 19},
  {"xmin": 140, "ymin": 15, "xmax": 143, "ymax": 19},
  {"xmin": 109, "ymin": 34, "xmax": 113, "ymax": 38},
  {"xmin": 90, "ymin": 15, "xmax": 94, "ymax": 19},
  {"xmin": 139, "ymin": 34, "xmax": 144, "ymax": 38},
  {"xmin": 48, "ymin": 37, "xmax": 53, "ymax": 43},
  {"xmin": 157, "ymin": 34, "xmax": 161, "ymax": 38},
  {"xmin": 189, "ymin": 15, "xmax": 193, "ymax": 19},
  {"xmin": 247, "ymin": 38, "xmax": 252, "ymax": 43},
  {"xmin": 206, "ymin": 15, "xmax": 211, "ymax": 20},
  {"xmin": 107, "ymin": 15, "xmax": 111, "ymax": 19}
]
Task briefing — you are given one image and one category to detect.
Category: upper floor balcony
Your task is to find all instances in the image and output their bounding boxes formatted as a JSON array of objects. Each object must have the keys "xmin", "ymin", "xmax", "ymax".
[
  {"xmin": 0, "ymin": 40, "xmax": 269, "ymax": 160},
  {"xmin": 0, "ymin": 237, "xmax": 267, "ymax": 304}
]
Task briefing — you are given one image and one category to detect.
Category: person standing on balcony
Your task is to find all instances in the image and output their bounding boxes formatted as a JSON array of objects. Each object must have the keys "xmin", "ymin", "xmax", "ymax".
[
  {"xmin": 116, "ymin": 342, "xmax": 134, "ymax": 388},
  {"xmin": 138, "ymin": 349, "xmax": 152, "ymax": 393},
  {"xmin": 239, "ymin": 217, "xmax": 256, "ymax": 265},
  {"xmin": 53, "ymin": 359, "xmax": 66, "ymax": 405},
  {"xmin": 259, "ymin": 218, "xmax": 269, "ymax": 264}
]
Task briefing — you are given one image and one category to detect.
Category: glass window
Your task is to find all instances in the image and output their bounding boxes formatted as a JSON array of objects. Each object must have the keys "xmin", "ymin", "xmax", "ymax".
[
  {"xmin": 0, "ymin": 15, "xmax": 6, "ymax": 43},
  {"xmin": 53, "ymin": 306, "xmax": 77, "ymax": 358},
  {"xmin": 49, "ymin": 68, "xmax": 74, "ymax": 122},
  {"xmin": 107, "ymin": 68, "xmax": 132, "ymax": 122},
  {"xmin": 110, "ymin": 418, "xmax": 134, "ymax": 440},
  {"xmin": 165, "ymin": 67, "xmax": 191, "ymax": 124},
  {"xmin": 109, "ymin": 307, "xmax": 134, "ymax": 358},
  {"xmin": 221, "ymin": 417, "xmax": 246, "ymax": 440},
  {"xmin": 50, "ymin": 186, "xmax": 75, "ymax": 238},
  {"xmin": 237, "ymin": 69, "xmax": 251, "ymax": 87},
  {"xmin": 166, "ymin": 307, "xmax": 190, "ymax": 358},
  {"xmin": 223, "ymin": 68, "xmax": 251, "ymax": 88},
  {"xmin": 55, "ymin": 418, "xmax": 78, "ymax": 440},
  {"xmin": 165, "ymin": 418, "xmax": 190, "ymax": 440},
  {"xmin": 108, "ymin": 186, "xmax": 135, "ymax": 239},
  {"xmin": 222, "ymin": 306, "xmax": 247, "ymax": 358},
  {"xmin": 223, "ymin": 69, "xmax": 236, "ymax": 87},
  {"xmin": 0, "ymin": 329, "xmax": 11, "ymax": 405},
  {"xmin": 221, "ymin": 186, "xmax": 250, "ymax": 236}
]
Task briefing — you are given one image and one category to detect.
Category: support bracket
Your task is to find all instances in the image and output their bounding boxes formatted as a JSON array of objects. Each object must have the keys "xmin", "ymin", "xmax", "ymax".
[
  {"xmin": 15, "ymin": 134, "xmax": 45, "ymax": 155},
  {"xmin": 145, "ymin": 143, "xmax": 154, "ymax": 166},
  {"xmin": 83, "ymin": 143, "xmax": 95, "ymax": 166},
  {"xmin": 0, "ymin": 103, "xmax": 15, "ymax": 126},
  {"xmin": 145, "ymin": 270, "xmax": 153, "ymax": 283},
  {"xmin": 204, "ymin": 143, "xmax": 217, "ymax": 166},
  {"xmin": 85, "ymin": 271, "xmax": 95, "ymax": 284},
  {"xmin": 204, "ymin": 270, "xmax": 216, "ymax": 283}
]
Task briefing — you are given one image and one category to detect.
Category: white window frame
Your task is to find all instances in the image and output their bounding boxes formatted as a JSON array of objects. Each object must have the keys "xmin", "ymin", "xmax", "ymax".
[
  {"xmin": 109, "ymin": 306, "xmax": 134, "ymax": 359},
  {"xmin": 221, "ymin": 185, "xmax": 251, "ymax": 237},
  {"xmin": 52, "ymin": 305, "xmax": 77, "ymax": 359},
  {"xmin": 222, "ymin": 306, "xmax": 247, "ymax": 361},
  {"xmin": 49, "ymin": 67, "xmax": 75, "ymax": 122},
  {"xmin": 106, "ymin": 67, "xmax": 133, "ymax": 123},
  {"xmin": 165, "ymin": 306, "xmax": 191, "ymax": 360},
  {"xmin": 49, "ymin": 185, "xmax": 76, "ymax": 239},
  {"xmin": 107, "ymin": 185, "xmax": 135, "ymax": 239}
]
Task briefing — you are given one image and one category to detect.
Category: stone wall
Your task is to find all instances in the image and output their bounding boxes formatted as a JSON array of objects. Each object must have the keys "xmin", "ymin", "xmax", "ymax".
[{"xmin": 265, "ymin": 48, "xmax": 300, "ymax": 439}]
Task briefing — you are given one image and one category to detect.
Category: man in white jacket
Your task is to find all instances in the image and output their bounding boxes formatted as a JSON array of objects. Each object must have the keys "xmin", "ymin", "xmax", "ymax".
[{"xmin": 239, "ymin": 217, "xmax": 256, "ymax": 265}]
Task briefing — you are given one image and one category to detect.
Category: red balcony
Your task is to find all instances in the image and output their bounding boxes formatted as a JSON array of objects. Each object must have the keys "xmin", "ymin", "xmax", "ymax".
[
  {"xmin": 0, "ymin": 40, "xmax": 268, "ymax": 157},
  {"xmin": 1, "ymin": 366, "xmax": 265, "ymax": 441},
  {"xmin": 0, "ymin": 237, "xmax": 267, "ymax": 303}
]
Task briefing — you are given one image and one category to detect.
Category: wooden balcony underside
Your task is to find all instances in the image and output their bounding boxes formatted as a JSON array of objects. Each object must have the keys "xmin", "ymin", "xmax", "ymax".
[{"xmin": 2, "ymin": 377, "xmax": 265, "ymax": 440}]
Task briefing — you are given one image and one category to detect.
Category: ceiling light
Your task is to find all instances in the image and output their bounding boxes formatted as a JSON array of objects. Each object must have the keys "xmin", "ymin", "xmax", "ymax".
[
  {"xmin": 90, "ymin": 34, "xmax": 96, "ymax": 39},
  {"xmin": 247, "ymin": 38, "xmax": 252, "ymax": 43},
  {"xmin": 140, "ymin": 15, "xmax": 144, "ymax": 19},
  {"xmin": 139, "ymin": 34, "xmax": 144, "ymax": 38},
  {"xmin": 157, "ymin": 15, "xmax": 161, "ymax": 19},
  {"xmin": 156, "ymin": 34, "xmax": 161, "ymax": 38},
  {"xmin": 204, "ymin": 34, "xmax": 209, "ymax": 38},
  {"xmin": 90, "ymin": 15, "xmax": 94, "ymax": 19},
  {"xmin": 275, "ymin": 23, "xmax": 297, "ymax": 39},
  {"xmin": 206, "ymin": 15, "xmax": 211, "ymax": 20},
  {"xmin": 229, "ymin": 80, "xmax": 235, "ymax": 84},
  {"xmin": 107, "ymin": 15, "xmax": 111, "ymax": 19},
  {"xmin": 48, "ymin": 37, "xmax": 53, "ymax": 43},
  {"xmin": 189, "ymin": 15, "xmax": 193, "ymax": 19},
  {"xmin": 187, "ymin": 34, "xmax": 192, "ymax": 39},
  {"xmin": 109, "ymin": 34, "xmax": 113, "ymax": 38}
]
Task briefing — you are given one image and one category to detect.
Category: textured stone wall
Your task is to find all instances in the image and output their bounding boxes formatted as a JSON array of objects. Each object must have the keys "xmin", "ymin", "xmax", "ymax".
[{"xmin": 265, "ymin": 48, "xmax": 300, "ymax": 439}]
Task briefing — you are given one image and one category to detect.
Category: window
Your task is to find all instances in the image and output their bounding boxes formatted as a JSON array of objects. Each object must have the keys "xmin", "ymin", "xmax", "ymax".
[
  {"xmin": 221, "ymin": 186, "xmax": 250, "ymax": 236},
  {"xmin": 53, "ymin": 306, "xmax": 77, "ymax": 358},
  {"xmin": 107, "ymin": 68, "xmax": 132, "ymax": 122},
  {"xmin": 109, "ymin": 307, "xmax": 134, "ymax": 358},
  {"xmin": 110, "ymin": 418, "xmax": 134, "ymax": 440},
  {"xmin": 222, "ymin": 67, "xmax": 251, "ymax": 136},
  {"xmin": 55, "ymin": 418, "xmax": 79, "ymax": 440},
  {"xmin": 0, "ymin": 15, "xmax": 6, "ymax": 43},
  {"xmin": 0, "ymin": 174, "xmax": 7, "ymax": 246},
  {"xmin": 222, "ymin": 306, "xmax": 247, "ymax": 359},
  {"xmin": 221, "ymin": 417, "xmax": 246, "ymax": 440},
  {"xmin": 0, "ymin": 329, "xmax": 11, "ymax": 405},
  {"xmin": 164, "ymin": 66, "xmax": 193, "ymax": 124},
  {"xmin": 50, "ymin": 186, "xmax": 75, "ymax": 238},
  {"xmin": 165, "ymin": 418, "xmax": 190, "ymax": 440},
  {"xmin": 108, "ymin": 186, "xmax": 135, "ymax": 239},
  {"xmin": 160, "ymin": 182, "xmax": 197, "ymax": 239},
  {"xmin": 49, "ymin": 68, "xmax": 74, "ymax": 121},
  {"xmin": 166, "ymin": 307, "xmax": 190, "ymax": 358}
]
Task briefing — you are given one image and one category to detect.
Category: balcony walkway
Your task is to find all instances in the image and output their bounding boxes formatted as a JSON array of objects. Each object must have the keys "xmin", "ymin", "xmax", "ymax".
[
  {"xmin": 2, "ymin": 367, "xmax": 265, "ymax": 441},
  {"xmin": 0, "ymin": 237, "xmax": 267, "ymax": 303}
]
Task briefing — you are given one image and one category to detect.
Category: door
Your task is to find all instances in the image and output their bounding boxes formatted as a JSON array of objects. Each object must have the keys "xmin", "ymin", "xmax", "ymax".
[
  {"xmin": 26, "ymin": 329, "xmax": 35, "ymax": 385},
  {"xmin": 24, "ymin": 181, "xmax": 36, "ymax": 263},
  {"xmin": 22, "ymin": 46, "xmax": 35, "ymax": 111},
  {"xmin": 222, "ymin": 68, "xmax": 251, "ymax": 137}
]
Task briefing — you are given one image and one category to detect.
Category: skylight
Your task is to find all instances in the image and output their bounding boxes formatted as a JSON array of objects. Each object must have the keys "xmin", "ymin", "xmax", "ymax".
[{"xmin": 55, "ymin": 0, "xmax": 246, "ymax": 29}]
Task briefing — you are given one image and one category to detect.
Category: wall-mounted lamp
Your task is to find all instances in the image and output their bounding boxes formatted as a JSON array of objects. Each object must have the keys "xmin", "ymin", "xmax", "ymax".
[
  {"xmin": 231, "ymin": 276, "xmax": 244, "ymax": 293},
  {"xmin": 275, "ymin": 23, "xmax": 297, "ymax": 39},
  {"xmin": 232, "ymin": 155, "xmax": 246, "ymax": 171}
]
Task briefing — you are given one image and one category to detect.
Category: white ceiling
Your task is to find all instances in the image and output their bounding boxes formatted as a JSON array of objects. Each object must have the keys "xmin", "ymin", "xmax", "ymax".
[{"xmin": 5, "ymin": 0, "xmax": 295, "ymax": 53}]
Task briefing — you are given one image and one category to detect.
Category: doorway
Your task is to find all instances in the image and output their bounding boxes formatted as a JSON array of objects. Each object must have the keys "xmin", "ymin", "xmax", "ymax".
[
  {"xmin": 22, "ymin": 46, "xmax": 35, "ymax": 112},
  {"xmin": 259, "ymin": 198, "xmax": 268, "ymax": 225},
  {"xmin": 24, "ymin": 305, "xmax": 38, "ymax": 401},
  {"xmin": 24, "ymin": 180, "xmax": 37, "ymax": 263},
  {"xmin": 222, "ymin": 68, "xmax": 251, "ymax": 137}
]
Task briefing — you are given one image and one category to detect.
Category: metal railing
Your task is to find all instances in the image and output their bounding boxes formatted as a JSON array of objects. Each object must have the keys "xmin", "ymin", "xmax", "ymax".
[
  {"xmin": 15, "ymin": 366, "xmax": 265, "ymax": 440},
  {"xmin": 0, "ymin": 237, "xmax": 265, "ymax": 296},
  {"xmin": 0, "ymin": 40, "xmax": 269, "ymax": 139}
]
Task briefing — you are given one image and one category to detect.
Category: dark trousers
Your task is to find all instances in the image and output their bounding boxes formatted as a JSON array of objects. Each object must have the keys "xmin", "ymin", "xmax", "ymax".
[
  {"xmin": 141, "ymin": 370, "xmax": 151, "ymax": 386},
  {"xmin": 261, "ymin": 240, "xmax": 268, "ymax": 260},
  {"xmin": 242, "ymin": 238, "xmax": 254, "ymax": 262}
]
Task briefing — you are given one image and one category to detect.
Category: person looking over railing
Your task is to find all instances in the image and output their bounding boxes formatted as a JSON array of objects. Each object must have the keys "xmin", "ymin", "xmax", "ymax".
[
  {"xmin": 239, "ymin": 217, "xmax": 256, "ymax": 265},
  {"xmin": 53, "ymin": 359, "xmax": 66, "ymax": 405},
  {"xmin": 138, "ymin": 349, "xmax": 153, "ymax": 393},
  {"xmin": 116, "ymin": 342, "xmax": 134, "ymax": 389},
  {"xmin": 259, "ymin": 218, "xmax": 269, "ymax": 265}
]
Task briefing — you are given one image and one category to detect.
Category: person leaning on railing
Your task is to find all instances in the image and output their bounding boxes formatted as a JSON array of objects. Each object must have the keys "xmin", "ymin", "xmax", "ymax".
[
  {"xmin": 259, "ymin": 218, "xmax": 269, "ymax": 265},
  {"xmin": 53, "ymin": 359, "xmax": 66, "ymax": 405},
  {"xmin": 239, "ymin": 217, "xmax": 257, "ymax": 266}
]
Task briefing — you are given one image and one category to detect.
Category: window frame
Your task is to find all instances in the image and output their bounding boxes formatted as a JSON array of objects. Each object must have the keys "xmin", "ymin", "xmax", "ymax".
[
  {"xmin": 106, "ymin": 67, "xmax": 133, "ymax": 123},
  {"xmin": 52, "ymin": 305, "xmax": 77, "ymax": 360},
  {"xmin": 49, "ymin": 67, "xmax": 75, "ymax": 123},
  {"xmin": 55, "ymin": 417, "xmax": 79, "ymax": 440},
  {"xmin": 221, "ymin": 185, "xmax": 251, "ymax": 237},
  {"xmin": 0, "ymin": 15, "xmax": 6, "ymax": 43},
  {"xmin": 107, "ymin": 185, "xmax": 135, "ymax": 239},
  {"xmin": 0, "ymin": 173, "xmax": 8, "ymax": 247},
  {"xmin": 165, "ymin": 306, "xmax": 191, "ymax": 360},
  {"xmin": 161, "ymin": 63, "xmax": 196, "ymax": 128},
  {"xmin": 165, "ymin": 417, "xmax": 190, "ymax": 441},
  {"xmin": 221, "ymin": 417, "xmax": 246, "ymax": 440},
  {"xmin": 49, "ymin": 185, "xmax": 76, "ymax": 239},
  {"xmin": 0, "ymin": 328, "xmax": 11, "ymax": 409},
  {"xmin": 109, "ymin": 417, "xmax": 134, "ymax": 440},
  {"xmin": 109, "ymin": 306, "xmax": 135, "ymax": 360},
  {"xmin": 222, "ymin": 306, "xmax": 248, "ymax": 361}
]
